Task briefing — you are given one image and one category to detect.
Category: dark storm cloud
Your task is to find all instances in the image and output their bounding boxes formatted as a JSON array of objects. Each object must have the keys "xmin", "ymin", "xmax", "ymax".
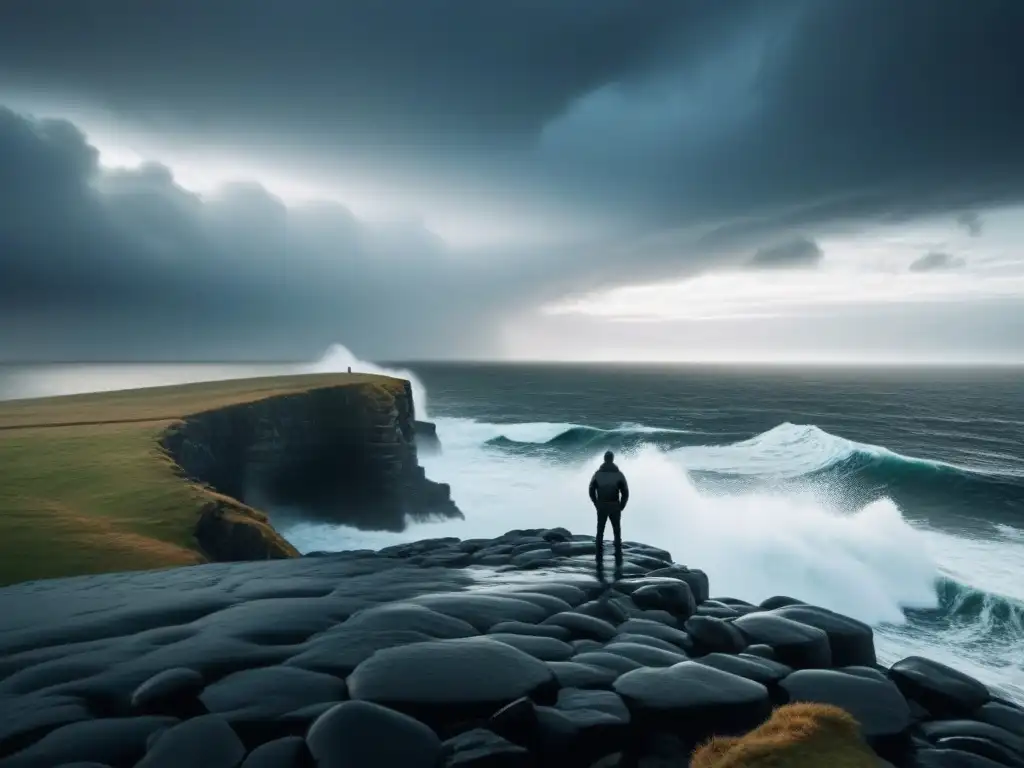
[
  {"xmin": 748, "ymin": 238, "xmax": 823, "ymax": 270},
  {"xmin": 1, "ymin": 0, "xmax": 1023, "ymax": 359},
  {"xmin": 0, "ymin": 108, "xmax": 527, "ymax": 361},
  {"xmin": 909, "ymin": 252, "xmax": 967, "ymax": 273}
]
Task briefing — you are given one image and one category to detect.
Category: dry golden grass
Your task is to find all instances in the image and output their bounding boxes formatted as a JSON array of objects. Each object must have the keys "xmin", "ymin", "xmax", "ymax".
[
  {"xmin": 690, "ymin": 702, "xmax": 881, "ymax": 768},
  {"xmin": 0, "ymin": 373, "xmax": 403, "ymax": 586}
]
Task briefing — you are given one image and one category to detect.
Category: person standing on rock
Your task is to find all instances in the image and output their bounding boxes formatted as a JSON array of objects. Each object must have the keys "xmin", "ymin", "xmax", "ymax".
[{"xmin": 589, "ymin": 450, "xmax": 629, "ymax": 576}]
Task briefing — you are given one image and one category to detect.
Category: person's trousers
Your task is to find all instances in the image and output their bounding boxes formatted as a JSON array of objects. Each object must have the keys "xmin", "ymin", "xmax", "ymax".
[{"xmin": 595, "ymin": 501, "xmax": 623, "ymax": 563}]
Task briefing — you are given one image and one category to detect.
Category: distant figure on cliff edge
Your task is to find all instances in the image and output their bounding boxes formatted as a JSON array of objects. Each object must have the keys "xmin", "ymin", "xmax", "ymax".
[{"xmin": 589, "ymin": 450, "xmax": 629, "ymax": 578}]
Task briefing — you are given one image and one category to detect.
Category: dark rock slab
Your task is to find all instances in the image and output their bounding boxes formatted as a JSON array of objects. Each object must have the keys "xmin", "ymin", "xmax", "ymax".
[
  {"xmin": 491, "ymin": 592, "xmax": 572, "ymax": 617},
  {"xmin": 347, "ymin": 637, "xmax": 558, "ymax": 727},
  {"xmin": 759, "ymin": 595, "xmax": 807, "ymax": 610},
  {"xmin": 344, "ymin": 603, "xmax": 479, "ymax": 638},
  {"xmin": 306, "ymin": 700, "xmax": 441, "ymax": 768},
  {"xmin": 0, "ymin": 694, "xmax": 93, "ymax": 758},
  {"xmin": 695, "ymin": 653, "xmax": 792, "ymax": 688},
  {"xmin": 199, "ymin": 666, "xmax": 346, "ymax": 745},
  {"xmin": 731, "ymin": 612, "xmax": 832, "ymax": 668},
  {"xmin": 571, "ymin": 652, "xmax": 642, "ymax": 676},
  {"xmin": 440, "ymin": 728, "xmax": 532, "ymax": 768},
  {"xmin": 615, "ymin": 619, "xmax": 693, "ymax": 652},
  {"xmin": 976, "ymin": 702, "xmax": 1024, "ymax": 738},
  {"xmin": 602, "ymin": 642, "xmax": 688, "ymax": 668},
  {"xmin": 630, "ymin": 582, "xmax": 696, "ymax": 620},
  {"xmin": 240, "ymin": 736, "xmax": 311, "ymax": 768},
  {"xmin": 780, "ymin": 668, "xmax": 912, "ymax": 755},
  {"xmin": 683, "ymin": 615, "xmax": 747, "ymax": 655},
  {"xmin": 488, "ymin": 697, "xmax": 539, "ymax": 748},
  {"xmin": 485, "ymin": 634, "xmax": 574, "ymax": 661},
  {"xmin": 696, "ymin": 604, "xmax": 740, "ymax": 619},
  {"xmin": 932, "ymin": 736, "xmax": 1024, "ymax": 767},
  {"xmin": 533, "ymin": 705, "xmax": 627, "ymax": 767},
  {"xmin": 135, "ymin": 714, "xmax": 245, "ymax": 768},
  {"xmin": 919, "ymin": 720, "xmax": 1024, "ymax": 758},
  {"xmin": 489, "ymin": 621, "xmax": 571, "ymax": 641},
  {"xmin": 914, "ymin": 749, "xmax": 1009, "ymax": 767},
  {"xmin": 130, "ymin": 667, "xmax": 205, "ymax": 717},
  {"xmin": 556, "ymin": 688, "xmax": 630, "ymax": 724},
  {"xmin": 541, "ymin": 612, "xmax": 617, "ymax": 642},
  {"xmin": 742, "ymin": 644, "xmax": 777, "ymax": 660},
  {"xmin": 201, "ymin": 665, "xmax": 346, "ymax": 719},
  {"xmin": 611, "ymin": 633, "xmax": 687, "ymax": 654},
  {"xmin": 545, "ymin": 662, "xmax": 618, "ymax": 690},
  {"xmin": 285, "ymin": 627, "xmax": 433, "ymax": 677},
  {"xmin": 0, "ymin": 716, "xmax": 177, "ymax": 768},
  {"xmin": 574, "ymin": 598, "xmax": 632, "ymax": 625},
  {"xmin": 889, "ymin": 656, "xmax": 991, "ymax": 717},
  {"xmin": 614, "ymin": 661, "xmax": 771, "ymax": 743},
  {"xmin": 570, "ymin": 639, "xmax": 604, "ymax": 654},
  {"xmin": 770, "ymin": 604, "xmax": 876, "ymax": 667},
  {"xmin": 409, "ymin": 594, "xmax": 548, "ymax": 631}
]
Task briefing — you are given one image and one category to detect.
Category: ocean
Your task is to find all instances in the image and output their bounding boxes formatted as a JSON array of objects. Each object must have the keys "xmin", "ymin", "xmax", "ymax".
[{"xmin": 2, "ymin": 350, "xmax": 1022, "ymax": 704}]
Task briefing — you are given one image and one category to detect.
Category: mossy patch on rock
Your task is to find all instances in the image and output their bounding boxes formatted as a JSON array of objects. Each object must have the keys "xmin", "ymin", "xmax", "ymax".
[{"xmin": 691, "ymin": 702, "xmax": 880, "ymax": 768}]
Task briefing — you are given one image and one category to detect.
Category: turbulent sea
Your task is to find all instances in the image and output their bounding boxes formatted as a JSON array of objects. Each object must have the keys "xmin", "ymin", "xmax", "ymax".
[{"xmin": 2, "ymin": 352, "xmax": 1023, "ymax": 703}]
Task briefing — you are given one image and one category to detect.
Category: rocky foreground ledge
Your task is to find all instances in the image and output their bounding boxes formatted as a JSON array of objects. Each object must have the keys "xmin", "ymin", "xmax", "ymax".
[{"xmin": 0, "ymin": 529, "xmax": 1022, "ymax": 768}]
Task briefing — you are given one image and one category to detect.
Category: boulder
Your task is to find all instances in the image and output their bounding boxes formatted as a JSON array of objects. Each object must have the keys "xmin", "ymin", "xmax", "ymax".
[
  {"xmin": 614, "ymin": 661, "xmax": 771, "ymax": 744},
  {"xmin": 731, "ymin": 612, "xmax": 832, "ymax": 669},
  {"xmin": 347, "ymin": 637, "xmax": 558, "ymax": 726},
  {"xmin": 888, "ymin": 656, "xmax": 991, "ymax": 718},
  {"xmin": 306, "ymin": 700, "xmax": 441, "ymax": 768}
]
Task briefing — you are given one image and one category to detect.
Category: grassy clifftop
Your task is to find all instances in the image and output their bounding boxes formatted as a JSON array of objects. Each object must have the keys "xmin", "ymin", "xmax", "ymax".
[{"xmin": 0, "ymin": 373, "xmax": 407, "ymax": 586}]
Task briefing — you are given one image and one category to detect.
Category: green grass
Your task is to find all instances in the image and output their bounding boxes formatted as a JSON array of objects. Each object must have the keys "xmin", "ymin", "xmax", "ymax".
[{"xmin": 0, "ymin": 373, "xmax": 401, "ymax": 586}]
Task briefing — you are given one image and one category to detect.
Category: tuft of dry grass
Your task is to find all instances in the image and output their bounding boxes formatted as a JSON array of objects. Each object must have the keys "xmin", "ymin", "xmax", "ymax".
[
  {"xmin": 690, "ymin": 702, "xmax": 881, "ymax": 768},
  {"xmin": 0, "ymin": 373, "xmax": 404, "ymax": 586}
]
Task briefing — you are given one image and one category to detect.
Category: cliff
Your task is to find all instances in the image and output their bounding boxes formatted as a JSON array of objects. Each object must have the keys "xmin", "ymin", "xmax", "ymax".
[
  {"xmin": 160, "ymin": 377, "xmax": 461, "ymax": 542},
  {"xmin": 0, "ymin": 372, "xmax": 457, "ymax": 585}
]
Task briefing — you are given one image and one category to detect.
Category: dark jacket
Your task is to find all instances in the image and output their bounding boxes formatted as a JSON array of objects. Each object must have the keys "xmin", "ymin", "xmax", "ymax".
[{"xmin": 589, "ymin": 461, "xmax": 629, "ymax": 509}]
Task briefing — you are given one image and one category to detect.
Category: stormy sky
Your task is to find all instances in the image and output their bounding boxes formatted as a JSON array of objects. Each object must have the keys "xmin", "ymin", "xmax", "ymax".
[{"xmin": 1, "ymin": 0, "xmax": 1023, "ymax": 363}]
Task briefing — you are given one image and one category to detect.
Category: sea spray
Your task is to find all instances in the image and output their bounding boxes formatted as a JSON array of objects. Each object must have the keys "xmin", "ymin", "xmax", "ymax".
[{"xmin": 284, "ymin": 417, "xmax": 940, "ymax": 625}]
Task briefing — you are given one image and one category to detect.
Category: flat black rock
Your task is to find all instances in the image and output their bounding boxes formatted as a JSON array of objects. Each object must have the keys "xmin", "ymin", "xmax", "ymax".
[
  {"xmin": 976, "ymin": 702, "xmax": 1024, "ymax": 739},
  {"xmin": 0, "ymin": 716, "xmax": 178, "ymax": 768},
  {"xmin": 485, "ymin": 633, "xmax": 574, "ymax": 661},
  {"xmin": 770, "ymin": 604, "xmax": 876, "ymax": 667},
  {"xmin": 545, "ymin": 662, "xmax": 618, "ymax": 690},
  {"xmin": 541, "ymin": 612, "xmax": 617, "ymax": 643},
  {"xmin": 489, "ymin": 621, "xmax": 571, "ymax": 641},
  {"xmin": 629, "ymin": 582, "xmax": 696, "ymax": 621},
  {"xmin": 695, "ymin": 653, "xmax": 792, "ymax": 688},
  {"xmin": 306, "ymin": 700, "xmax": 441, "ymax": 768},
  {"xmin": 239, "ymin": 736, "xmax": 311, "ymax": 768},
  {"xmin": 614, "ymin": 661, "xmax": 771, "ymax": 743},
  {"xmin": 135, "ymin": 714, "xmax": 245, "ymax": 768},
  {"xmin": 130, "ymin": 667, "xmax": 206, "ymax": 717},
  {"xmin": 731, "ymin": 612, "xmax": 832, "ymax": 669},
  {"xmin": 441, "ymin": 728, "xmax": 533, "ymax": 768},
  {"xmin": 347, "ymin": 637, "xmax": 558, "ymax": 726},
  {"xmin": 683, "ymin": 615, "xmax": 747, "ymax": 655},
  {"xmin": 914, "ymin": 748, "xmax": 1013, "ymax": 767},
  {"xmin": 890, "ymin": 656, "xmax": 992, "ymax": 718},
  {"xmin": 780, "ymin": 668, "xmax": 911, "ymax": 757}
]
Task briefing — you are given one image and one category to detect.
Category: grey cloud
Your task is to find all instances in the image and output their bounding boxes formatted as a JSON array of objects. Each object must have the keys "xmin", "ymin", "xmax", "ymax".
[
  {"xmin": 0, "ymin": 108, "xmax": 525, "ymax": 361},
  {"xmin": 1, "ymin": 0, "xmax": 1021, "ymax": 241},
  {"xmin": 909, "ymin": 252, "xmax": 967, "ymax": 273},
  {"xmin": 748, "ymin": 238, "xmax": 823, "ymax": 270},
  {"xmin": 957, "ymin": 212, "xmax": 984, "ymax": 237},
  {"xmin": 1, "ymin": 0, "xmax": 1023, "ymax": 360}
]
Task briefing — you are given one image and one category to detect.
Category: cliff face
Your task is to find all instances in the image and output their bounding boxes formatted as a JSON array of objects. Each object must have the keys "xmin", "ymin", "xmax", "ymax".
[{"xmin": 160, "ymin": 378, "xmax": 460, "ymax": 557}]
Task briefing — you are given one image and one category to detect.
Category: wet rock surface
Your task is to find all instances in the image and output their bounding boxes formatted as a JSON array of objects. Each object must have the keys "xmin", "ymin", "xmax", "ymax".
[{"xmin": 0, "ymin": 527, "xmax": 1021, "ymax": 767}]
